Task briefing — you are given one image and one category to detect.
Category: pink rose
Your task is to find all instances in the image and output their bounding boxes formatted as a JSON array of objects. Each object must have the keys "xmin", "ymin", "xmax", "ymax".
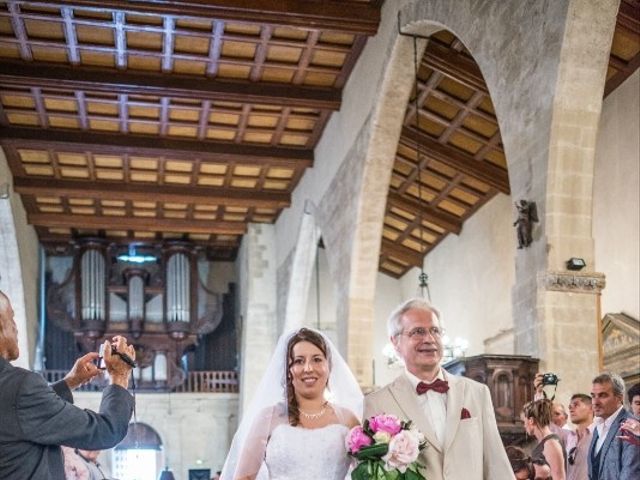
[
  {"xmin": 369, "ymin": 414, "xmax": 402, "ymax": 436},
  {"xmin": 346, "ymin": 426, "xmax": 373, "ymax": 454},
  {"xmin": 382, "ymin": 430, "xmax": 420, "ymax": 472}
]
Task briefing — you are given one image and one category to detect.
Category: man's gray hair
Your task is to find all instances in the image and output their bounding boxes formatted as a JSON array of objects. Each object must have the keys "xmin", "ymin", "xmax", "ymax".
[
  {"xmin": 387, "ymin": 298, "xmax": 442, "ymax": 338},
  {"xmin": 592, "ymin": 372, "xmax": 626, "ymax": 398}
]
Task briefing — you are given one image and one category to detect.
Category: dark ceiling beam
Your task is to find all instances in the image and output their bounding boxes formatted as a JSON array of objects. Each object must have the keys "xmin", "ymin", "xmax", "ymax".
[
  {"xmin": 423, "ymin": 39, "xmax": 489, "ymax": 94},
  {"xmin": 604, "ymin": 51, "xmax": 640, "ymax": 97},
  {"xmin": 28, "ymin": 213, "xmax": 247, "ymax": 235},
  {"xmin": 13, "ymin": 177, "xmax": 290, "ymax": 209},
  {"xmin": 380, "ymin": 238, "xmax": 424, "ymax": 267},
  {"xmin": 37, "ymin": 230, "xmax": 240, "ymax": 249},
  {"xmin": 29, "ymin": 0, "xmax": 381, "ymax": 35},
  {"xmin": 399, "ymin": 126, "xmax": 510, "ymax": 194},
  {"xmin": 617, "ymin": 1, "xmax": 640, "ymax": 35},
  {"xmin": 0, "ymin": 61, "xmax": 342, "ymax": 110},
  {"xmin": 387, "ymin": 191, "xmax": 463, "ymax": 235},
  {"xmin": 0, "ymin": 127, "xmax": 313, "ymax": 168}
]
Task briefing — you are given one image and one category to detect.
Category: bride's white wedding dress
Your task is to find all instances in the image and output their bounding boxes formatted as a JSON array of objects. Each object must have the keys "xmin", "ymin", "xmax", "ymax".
[{"xmin": 264, "ymin": 423, "xmax": 351, "ymax": 480}]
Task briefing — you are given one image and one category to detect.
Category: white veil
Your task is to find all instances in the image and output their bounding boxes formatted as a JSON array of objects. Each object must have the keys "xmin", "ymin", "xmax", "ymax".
[{"xmin": 220, "ymin": 327, "xmax": 363, "ymax": 480}]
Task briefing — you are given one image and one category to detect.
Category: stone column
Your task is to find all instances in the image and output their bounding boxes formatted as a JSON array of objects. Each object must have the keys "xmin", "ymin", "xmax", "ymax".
[
  {"xmin": 236, "ymin": 223, "xmax": 278, "ymax": 415},
  {"xmin": 514, "ymin": 0, "xmax": 619, "ymax": 402}
]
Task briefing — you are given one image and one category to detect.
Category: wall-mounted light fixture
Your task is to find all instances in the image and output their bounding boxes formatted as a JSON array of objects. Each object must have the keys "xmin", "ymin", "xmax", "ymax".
[{"xmin": 566, "ymin": 257, "xmax": 586, "ymax": 271}]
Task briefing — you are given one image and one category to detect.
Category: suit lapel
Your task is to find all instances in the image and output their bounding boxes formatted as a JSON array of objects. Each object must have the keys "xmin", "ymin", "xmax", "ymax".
[
  {"xmin": 388, "ymin": 375, "xmax": 442, "ymax": 453},
  {"xmin": 597, "ymin": 409, "xmax": 627, "ymax": 477},
  {"xmin": 443, "ymin": 373, "xmax": 465, "ymax": 452}
]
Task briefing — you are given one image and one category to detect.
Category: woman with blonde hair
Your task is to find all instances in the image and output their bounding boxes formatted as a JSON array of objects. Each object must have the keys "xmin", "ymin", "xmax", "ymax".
[{"xmin": 522, "ymin": 398, "xmax": 566, "ymax": 480}]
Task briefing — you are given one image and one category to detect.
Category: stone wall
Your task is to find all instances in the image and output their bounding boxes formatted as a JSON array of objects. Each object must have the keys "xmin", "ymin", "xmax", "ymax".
[
  {"xmin": 73, "ymin": 392, "xmax": 238, "ymax": 479},
  {"xmin": 594, "ymin": 70, "xmax": 640, "ymax": 320}
]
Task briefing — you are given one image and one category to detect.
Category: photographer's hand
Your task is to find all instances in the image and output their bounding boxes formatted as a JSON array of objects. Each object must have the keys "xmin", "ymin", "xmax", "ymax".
[
  {"xmin": 103, "ymin": 336, "xmax": 136, "ymax": 389},
  {"xmin": 533, "ymin": 372, "xmax": 544, "ymax": 400},
  {"xmin": 64, "ymin": 352, "xmax": 100, "ymax": 390}
]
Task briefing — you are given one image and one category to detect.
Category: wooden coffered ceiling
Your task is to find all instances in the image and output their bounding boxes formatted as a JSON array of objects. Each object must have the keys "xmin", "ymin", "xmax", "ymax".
[
  {"xmin": 0, "ymin": 1, "xmax": 637, "ymax": 274},
  {"xmin": 0, "ymin": 0, "xmax": 380, "ymax": 258},
  {"xmin": 379, "ymin": 0, "xmax": 640, "ymax": 277}
]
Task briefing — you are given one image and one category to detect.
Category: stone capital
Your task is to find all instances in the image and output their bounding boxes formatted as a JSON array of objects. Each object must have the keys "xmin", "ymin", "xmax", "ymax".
[{"xmin": 540, "ymin": 270, "xmax": 606, "ymax": 294}]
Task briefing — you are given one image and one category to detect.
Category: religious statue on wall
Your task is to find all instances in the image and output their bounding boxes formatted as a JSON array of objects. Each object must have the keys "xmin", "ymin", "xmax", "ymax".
[{"xmin": 513, "ymin": 200, "xmax": 538, "ymax": 249}]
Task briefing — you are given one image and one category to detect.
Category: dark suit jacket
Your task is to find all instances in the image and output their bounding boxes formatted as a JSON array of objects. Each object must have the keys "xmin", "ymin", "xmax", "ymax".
[
  {"xmin": 588, "ymin": 408, "xmax": 640, "ymax": 480},
  {"xmin": 0, "ymin": 357, "xmax": 134, "ymax": 480}
]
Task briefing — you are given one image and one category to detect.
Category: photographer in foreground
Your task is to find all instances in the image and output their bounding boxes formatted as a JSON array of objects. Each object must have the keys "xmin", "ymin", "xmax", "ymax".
[{"xmin": 0, "ymin": 290, "xmax": 135, "ymax": 480}]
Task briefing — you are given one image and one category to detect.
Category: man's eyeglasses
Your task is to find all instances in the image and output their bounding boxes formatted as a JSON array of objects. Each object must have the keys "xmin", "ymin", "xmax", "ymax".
[
  {"xmin": 401, "ymin": 326, "xmax": 444, "ymax": 339},
  {"xmin": 568, "ymin": 447, "xmax": 577, "ymax": 466}
]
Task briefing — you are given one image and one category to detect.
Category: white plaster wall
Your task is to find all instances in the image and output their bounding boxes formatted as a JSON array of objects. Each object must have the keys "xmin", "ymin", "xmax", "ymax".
[
  {"xmin": 73, "ymin": 392, "xmax": 238, "ymax": 480},
  {"xmin": 0, "ymin": 148, "xmax": 39, "ymax": 368},
  {"xmin": 594, "ymin": 70, "xmax": 640, "ymax": 320},
  {"xmin": 399, "ymin": 193, "xmax": 516, "ymax": 356},
  {"xmin": 372, "ymin": 272, "xmax": 404, "ymax": 387}
]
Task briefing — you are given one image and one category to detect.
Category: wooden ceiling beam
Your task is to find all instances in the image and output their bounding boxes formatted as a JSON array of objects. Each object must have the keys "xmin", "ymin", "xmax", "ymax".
[
  {"xmin": 387, "ymin": 191, "xmax": 463, "ymax": 235},
  {"xmin": 399, "ymin": 126, "xmax": 510, "ymax": 194},
  {"xmin": 0, "ymin": 126, "xmax": 313, "ymax": 168},
  {"xmin": 381, "ymin": 238, "xmax": 424, "ymax": 267},
  {"xmin": 0, "ymin": 61, "xmax": 342, "ymax": 110},
  {"xmin": 13, "ymin": 177, "xmax": 290, "ymax": 209},
  {"xmin": 604, "ymin": 51, "xmax": 640, "ymax": 97},
  {"xmin": 617, "ymin": 1, "xmax": 640, "ymax": 35},
  {"xmin": 37, "ymin": 231, "xmax": 240, "ymax": 249},
  {"xmin": 28, "ymin": 0, "xmax": 381, "ymax": 35},
  {"xmin": 423, "ymin": 39, "xmax": 489, "ymax": 94},
  {"xmin": 28, "ymin": 213, "xmax": 247, "ymax": 235}
]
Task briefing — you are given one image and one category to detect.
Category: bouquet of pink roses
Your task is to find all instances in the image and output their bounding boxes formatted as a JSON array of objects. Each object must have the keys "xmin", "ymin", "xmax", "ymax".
[{"xmin": 345, "ymin": 413, "xmax": 427, "ymax": 480}]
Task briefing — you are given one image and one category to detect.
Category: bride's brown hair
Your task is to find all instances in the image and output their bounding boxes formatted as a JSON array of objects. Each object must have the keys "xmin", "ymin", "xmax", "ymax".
[{"xmin": 285, "ymin": 328, "xmax": 331, "ymax": 426}]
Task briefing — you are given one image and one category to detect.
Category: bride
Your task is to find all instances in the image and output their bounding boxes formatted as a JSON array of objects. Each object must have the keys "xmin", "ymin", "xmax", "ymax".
[{"xmin": 221, "ymin": 327, "xmax": 363, "ymax": 480}]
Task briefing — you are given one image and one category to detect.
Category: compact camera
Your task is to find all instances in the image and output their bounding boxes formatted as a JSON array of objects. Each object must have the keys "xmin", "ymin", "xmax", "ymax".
[
  {"xmin": 97, "ymin": 343, "xmax": 137, "ymax": 369},
  {"xmin": 542, "ymin": 372, "xmax": 560, "ymax": 386}
]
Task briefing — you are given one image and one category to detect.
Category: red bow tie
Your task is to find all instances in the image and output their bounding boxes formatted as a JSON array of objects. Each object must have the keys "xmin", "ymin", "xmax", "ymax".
[{"xmin": 416, "ymin": 379, "xmax": 449, "ymax": 395}]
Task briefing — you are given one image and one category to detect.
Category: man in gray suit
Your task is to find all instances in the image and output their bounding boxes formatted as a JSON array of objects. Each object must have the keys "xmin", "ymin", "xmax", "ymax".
[
  {"xmin": 588, "ymin": 372, "xmax": 640, "ymax": 479},
  {"xmin": 0, "ymin": 290, "xmax": 136, "ymax": 479}
]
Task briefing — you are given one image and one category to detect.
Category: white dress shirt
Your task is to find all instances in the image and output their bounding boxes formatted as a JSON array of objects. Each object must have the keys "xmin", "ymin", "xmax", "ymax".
[
  {"xmin": 404, "ymin": 368, "xmax": 448, "ymax": 447},
  {"xmin": 594, "ymin": 405, "xmax": 624, "ymax": 453}
]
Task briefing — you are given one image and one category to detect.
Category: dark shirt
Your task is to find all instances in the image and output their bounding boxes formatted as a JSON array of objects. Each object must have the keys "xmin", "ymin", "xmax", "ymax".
[{"xmin": 0, "ymin": 357, "xmax": 134, "ymax": 479}]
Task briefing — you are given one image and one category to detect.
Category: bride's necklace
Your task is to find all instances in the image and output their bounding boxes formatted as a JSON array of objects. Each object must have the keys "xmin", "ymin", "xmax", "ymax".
[{"xmin": 299, "ymin": 401, "xmax": 328, "ymax": 420}]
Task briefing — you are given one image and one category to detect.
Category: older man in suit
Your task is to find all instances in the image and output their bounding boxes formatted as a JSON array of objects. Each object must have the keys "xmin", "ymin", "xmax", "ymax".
[
  {"xmin": 0, "ymin": 290, "xmax": 136, "ymax": 479},
  {"xmin": 364, "ymin": 298, "xmax": 512, "ymax": 480},
  {"xmin": 588, "ymin": 372, "xmax": 640, "ymax": 480}
]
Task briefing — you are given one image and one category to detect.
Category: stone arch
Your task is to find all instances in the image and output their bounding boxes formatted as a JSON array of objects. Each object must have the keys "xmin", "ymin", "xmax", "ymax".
[{"xmin": 344, "ymin": 0, "xmax": 618, "ymax": 389}]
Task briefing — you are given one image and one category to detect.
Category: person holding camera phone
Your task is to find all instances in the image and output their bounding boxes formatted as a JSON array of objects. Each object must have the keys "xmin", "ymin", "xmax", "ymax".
[
  {"xmin": 522, "ymin": 398, "xmax": 567, "ymax": 480},
  {"xmin": 534, "ymin": 372, "xmax": 595, "ymax": 480},
  {"xmin": 0, "ymin": 290, "xmax": 135, "ymax": 480}
]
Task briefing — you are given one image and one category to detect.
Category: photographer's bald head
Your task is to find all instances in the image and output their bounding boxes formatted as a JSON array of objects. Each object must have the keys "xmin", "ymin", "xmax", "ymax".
[{"xmin": 0, "ymin": 290, "xmax": 19, "ymax": 361}]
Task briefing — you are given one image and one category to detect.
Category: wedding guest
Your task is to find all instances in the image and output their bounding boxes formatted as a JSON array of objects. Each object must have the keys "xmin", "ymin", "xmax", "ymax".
[
  {"xmin": 588, "ymin": 372, "xmax": 640, "ymax": 479},
  {"xmin": 627, "ymin": 382, "xmax": 640, "ymax": 418},
  {"xmin": 221, "ymin": 327, "xmax": 362, "ymax": 480},
  {"xmin": 63, "ymin": 447, "xmax": 111, "ymax": 480},
  {"xmin": 565, "ymin": 393, "xmax": 594, "ymax": 480},
  {"xmin": 364, "ymin": 298, "xmax": 512, "ymax": 480},
  {"xmin": 0, "ymin": 290, "xmax": 135, "ymax": 480},
  {"xmin": 507, "ymin": 446, "xmax": 553, "ymax": 480},
  {"xmin": 522, "ymin": 398, "xmax": 566, "ymax": 480}
]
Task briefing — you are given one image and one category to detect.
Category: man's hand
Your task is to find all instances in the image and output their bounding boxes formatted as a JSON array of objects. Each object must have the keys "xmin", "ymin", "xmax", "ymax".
[
  {"xmin": 103, "ymin": 336, "xmax": 135, "ymax": 389},
  {"xmin": 618, "ymin": 418, "xmax": 640, "ymax": 446},
  {"xmin": 64, "ymin": 352, "xmax": 100, "ymax": 390}
]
